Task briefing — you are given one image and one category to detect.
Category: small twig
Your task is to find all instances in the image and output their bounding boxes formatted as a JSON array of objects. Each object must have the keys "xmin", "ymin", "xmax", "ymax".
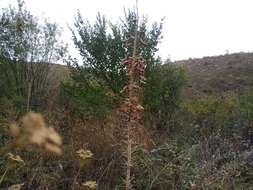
[
  {"xmin": 0, "ymin": 167, "xmax": 9, "ymax": 185},
  {"xmin": 71, "ymin": 166, "xmax": 81, "ymax": 190}
]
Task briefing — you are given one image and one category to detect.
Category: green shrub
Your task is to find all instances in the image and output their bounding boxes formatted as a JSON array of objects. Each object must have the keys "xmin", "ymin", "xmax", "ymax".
[
  {"xmin": 144, "ymin": 63, "xmax": 187, "ymax": 130},
  {"xmin": 185, "ymin": 135, "xmax": 253, "ymax": 190},
  {"xmin": 60, "ymin": 69, "xmax": 115, "ymax": 120},
  {"xmin": 178, "ymin": 89, "xmax": 253, "ymax": 144},
  {"xmin": 132, "ymin": 142, "xmax": 188, "ymax": 190},
  {"xmin": 69, "ymin": 10, "xmax": 163, "ymax": 95}
]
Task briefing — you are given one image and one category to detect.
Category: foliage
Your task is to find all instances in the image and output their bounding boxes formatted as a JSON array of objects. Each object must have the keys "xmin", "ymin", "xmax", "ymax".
[
  {"xmin": 62, "ymin": 10, "xmax": 164, "ymax": 120},
  {"xmin": 0, "ymin": 0, "xmax": 66, "ymax": 115},
  {"xmin": 184, "ymin": 134, "xmax": 253, "ymax": 190},
  {"xmin": 69, "ymin": 10, "xmax": 163, "ymax": 93},
  {"xmin": 60, "ymin": 69, "xmax": 115, "ymax": 120},
  {"xmin": 160, "ymin": 90, "xmax": 253, "ymax": 190},
  {"xmin": 131, "ymin": 134, "xmax": 253, "ymax": 190},
  {"xmin": 1, "ymin": 1, "xmax": 253, "ymax": 190},
  {"xmin": 132, "ymin": 143, "xmax": 185, "ymax": 190},
  {"xmin": 144, "ymin": 63, "xmax": 187, "ymax": 130},
  {"xmin": 69, "ymin": 12, "xmax": 126, "ymax": 94},
  {"xmin": 178, "ymin": 90, "xmax": 253, "ymax": 143}
]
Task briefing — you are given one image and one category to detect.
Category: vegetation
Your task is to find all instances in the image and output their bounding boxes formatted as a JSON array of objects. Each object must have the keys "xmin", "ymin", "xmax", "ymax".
[
  {"xmin": 0, "ymin": 0, "xmax": 252, "ymax": 190},
  {"xmin": 0, "ymin": 0, "xmax": 66, "ymax": 117},
  {"xmin": 61, "ymin": 9, "xmax": 165, "ymax": 120}
]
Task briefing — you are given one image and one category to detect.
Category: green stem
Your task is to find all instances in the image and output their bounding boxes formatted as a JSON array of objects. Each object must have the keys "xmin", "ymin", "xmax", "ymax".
[
  {"xmin": 72, "ymin": 166, "xmax": 81, "ymax": 190},
  {"xmin": 0, "ymin": 167, "xmax": 9, "ymax": 185}
]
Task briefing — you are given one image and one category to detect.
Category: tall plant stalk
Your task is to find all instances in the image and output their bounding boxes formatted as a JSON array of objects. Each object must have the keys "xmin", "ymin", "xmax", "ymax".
[{"xmin": 119, "ymin": 1, "xmax": 146, "ymax": 189}]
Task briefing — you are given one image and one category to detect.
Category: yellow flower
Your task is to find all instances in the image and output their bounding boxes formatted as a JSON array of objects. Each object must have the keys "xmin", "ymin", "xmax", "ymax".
[
  {"xmin": 82, "ymin": 181, "xmax": 97, "ymax": 189},
  {"xmin": 76, "ymin": 149, "xmax": 93, "ymax": 167},
  {"xmin": 76, "ymin": 149, "xmax": 93, "ymax": 160},
  {"xmin": 7, "ymin": 153, "xmax": 23, "ymax": 162},
  {"xmin": 8, "ymin": 183, "xmax": 24, "ymax": 190},
  {"xmin": 5, "ymin": 153, "xmax": 25, "ymax": 170}
]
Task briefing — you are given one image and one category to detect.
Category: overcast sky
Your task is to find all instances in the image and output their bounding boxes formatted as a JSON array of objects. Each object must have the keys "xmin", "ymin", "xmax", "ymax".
[{"xmin": 1, "ymin": 0, "xmax": 253, "ymax": 61}]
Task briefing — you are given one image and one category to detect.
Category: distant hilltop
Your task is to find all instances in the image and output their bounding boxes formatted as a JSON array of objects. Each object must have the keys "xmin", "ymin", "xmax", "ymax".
[{"xmin": 174, "ymin": 52, "xmax": 253, "ymax": 97}]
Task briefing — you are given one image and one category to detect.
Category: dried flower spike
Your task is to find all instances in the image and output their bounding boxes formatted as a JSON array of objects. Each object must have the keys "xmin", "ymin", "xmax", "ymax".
[{"xmin": 118, "ymin": 1, "xmax": 146, "ymax": 189}]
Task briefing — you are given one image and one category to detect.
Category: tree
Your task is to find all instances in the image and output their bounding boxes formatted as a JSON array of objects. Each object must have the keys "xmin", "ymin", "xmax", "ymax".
[
  {"xmin": 0, "ymin": 0, "xmax": 66, "ymax": 114},
  {"xmin": 70, "ymin": 9, "xmax": 163, "ymax": 91},
  {"xmin": 62, "ymin": 9, "xmax": 163, "ymax": 119},
  {"xmin": 64, "ymin": 8, "xmax": 187, "ymax": 131}
]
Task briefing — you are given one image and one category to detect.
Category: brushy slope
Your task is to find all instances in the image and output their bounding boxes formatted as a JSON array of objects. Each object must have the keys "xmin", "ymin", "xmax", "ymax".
[
  {"xmin": 52, "ymin": 52, "xmax": 253, "ymax": 98},
  {"xmin": 176, "ymin": 52, "xmax": 253, "ymax": 97}
]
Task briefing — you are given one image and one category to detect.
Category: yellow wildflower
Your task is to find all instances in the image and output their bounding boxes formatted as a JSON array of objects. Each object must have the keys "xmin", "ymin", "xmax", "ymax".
[
  {"xmin": 82, "ymin": 181, "xmax": 97, "ymax": 189},
  {"xmin": 8, "ymin": 183, "xmax": 24, "ymax": 190},
  {"xmin": 6, "ymin": 153, "xmax": 25, "ymax": 168},
  {"xmin": 76, "ymin": 149, "xmax": 93, "ymax": 167}
]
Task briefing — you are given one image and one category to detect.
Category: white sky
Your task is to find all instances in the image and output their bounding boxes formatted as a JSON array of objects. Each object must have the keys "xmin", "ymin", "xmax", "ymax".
[{"xmin": 1, "ymin": 0, "xmax": 253, "ymax": 61}]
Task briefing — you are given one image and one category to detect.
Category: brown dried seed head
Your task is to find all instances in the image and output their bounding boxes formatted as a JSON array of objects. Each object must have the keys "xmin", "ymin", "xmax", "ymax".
[
  {"xmin": 27, "ymin": 127, "xmax": 47, "ymax": 146},
  {"xmin": 21, "ymin": 112, "xmax": 45, "ymax": 132},
  {"xmin": 46, "ymin": 127, "xmax": 62, "ymax": 145},
  {"xmin": 13, "ymin": 112, "xmax": 63, "ymax": 155}
]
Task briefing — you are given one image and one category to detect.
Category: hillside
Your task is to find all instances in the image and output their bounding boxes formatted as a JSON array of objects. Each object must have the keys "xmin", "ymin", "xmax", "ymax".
[
  {"xmin": 51, "ymin": 52, "xmax": 253, "ymax": 97},
  {"xmin": 177, "ymin": 52, "xmax": 253, "ymax": 97}
]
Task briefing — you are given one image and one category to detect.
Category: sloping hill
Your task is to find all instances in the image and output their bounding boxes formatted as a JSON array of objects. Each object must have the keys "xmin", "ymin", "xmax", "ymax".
[
  {"xmin": 49, "ymin": 52, "xmax": 253, "ymax": 98},
  {"xmin": 47, "ymin": 63, "xmax": 70, "ymax": 90},
  {"xmin": 46, "ymin": 63, "xmax": 70, "ymax": 103},
  {"xmin": 176, "ymin": 52, "xmax": 253, "ymax": 97}
]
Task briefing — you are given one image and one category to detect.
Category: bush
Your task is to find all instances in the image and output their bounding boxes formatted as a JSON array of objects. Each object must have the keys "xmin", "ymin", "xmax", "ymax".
[
  {"xmin": 143, "ymin": 63, "xmax": 187, "ymax": 130},
  {"xmin": 60, "ymin": 69, "xmax": 116, "ymax": 120},
  {"xmin": 184, "ymin": 134, "xmax": 253, "ymax": 190},
  {"xmin": 132, "ymin": 142, "xmax": 187, "ymax": 190},
  {"xmin": 178, "ymin": 89, "xmax": 253, "ymax": 145}
]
